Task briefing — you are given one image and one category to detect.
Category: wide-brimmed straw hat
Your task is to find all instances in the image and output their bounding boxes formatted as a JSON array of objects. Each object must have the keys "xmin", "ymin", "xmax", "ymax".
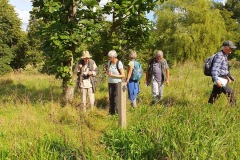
[{"xmin": 81, "ymin": 51, "xmax": 92, "ymax": 59}]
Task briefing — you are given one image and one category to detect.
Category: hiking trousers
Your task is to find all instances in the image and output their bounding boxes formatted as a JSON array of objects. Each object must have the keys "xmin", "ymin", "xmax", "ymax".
[
  {"xmin": 208, "ymin": 84, "xmax": 236, "ymax": 105},
  {"xmin": 81, "ymin": 87, "xmax": 95, "ymax": 112},
  {"xmin": 108, "ymin": 83, "xmax": 118, "ymax": 115},
  {"xmin": 152, "ymin": 79, "xmax": 164, "ymax": 102}
]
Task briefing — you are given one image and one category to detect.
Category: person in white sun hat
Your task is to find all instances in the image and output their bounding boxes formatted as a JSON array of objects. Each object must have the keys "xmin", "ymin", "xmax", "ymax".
[{"xmin": 76, "ymin": 51, "xmax": 98, "ymax": 112}]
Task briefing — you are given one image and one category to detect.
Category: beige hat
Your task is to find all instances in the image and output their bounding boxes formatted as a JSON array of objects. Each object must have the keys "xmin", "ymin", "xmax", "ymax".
[{"xmin": 81, "ymin": 51, "xmax": 92, "ymax": 59}]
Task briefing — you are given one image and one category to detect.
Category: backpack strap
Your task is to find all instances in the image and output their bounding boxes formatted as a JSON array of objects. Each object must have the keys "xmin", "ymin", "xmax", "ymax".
[{"xmin": 109, "ymin": 60, "xmax": 120, "ymax": 74}]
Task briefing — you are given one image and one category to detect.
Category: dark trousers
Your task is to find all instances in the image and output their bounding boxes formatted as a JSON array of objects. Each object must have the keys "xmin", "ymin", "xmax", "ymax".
[
  {"xmin": 108, "ymin": 83, "xmax": 118, "ymax": 115},
  {"xmin": 208, "ymin": 84, "xmax": 236, "ymax": 105}
]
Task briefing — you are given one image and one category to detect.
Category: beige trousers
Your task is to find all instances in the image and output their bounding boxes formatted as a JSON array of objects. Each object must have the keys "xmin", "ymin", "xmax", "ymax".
[{"xmin": 81, "ymin": 88, "xmax": 95, "ymax": 112}]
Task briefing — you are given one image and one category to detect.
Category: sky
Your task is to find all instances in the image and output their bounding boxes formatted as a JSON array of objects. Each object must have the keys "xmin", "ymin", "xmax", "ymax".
[{"xmin": 9, "ymin": 0, "xmax": 226, "ymax": 31}]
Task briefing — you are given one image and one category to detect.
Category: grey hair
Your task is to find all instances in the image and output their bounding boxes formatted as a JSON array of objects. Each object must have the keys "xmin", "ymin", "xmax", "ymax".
[
  {"xmin": 155, "ymin": 50, "xmax": 163, "ymax": 58},
  {"xmin": 129, "ymin": 51, "xmax": 137, "ymax": 59},
  {"xmin": 108, "ymin": 50, "xmax": 117, "ymax": 57}
]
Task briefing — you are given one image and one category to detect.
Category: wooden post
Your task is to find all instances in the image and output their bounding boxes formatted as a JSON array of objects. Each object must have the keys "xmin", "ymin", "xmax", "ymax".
[{"xmin": 118, "ymin": 82, "xmax": 127, "ymax": 128}]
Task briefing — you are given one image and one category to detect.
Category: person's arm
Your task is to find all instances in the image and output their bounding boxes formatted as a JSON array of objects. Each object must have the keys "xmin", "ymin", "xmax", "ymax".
[
  {"xmin": 109, "ymin": 69, "xmax": 125, "ymax": 78},
  {"xmin": 145, "ymin": 61, "xmax": 151, "ymax": 85},
  {"xmin": 119, "ymin": 68, "xmax": 125, "ymax": 78},
  {"xmin": 145, "ymin": 70, "xmax": 148, "ymax": 84},
  {"xmin": 126, "ymin": 66, "xmax": 133, "ymax": 83},
  {"xmin": 165, "ymin": 68, "xmax": 170, "ymax": 85}
]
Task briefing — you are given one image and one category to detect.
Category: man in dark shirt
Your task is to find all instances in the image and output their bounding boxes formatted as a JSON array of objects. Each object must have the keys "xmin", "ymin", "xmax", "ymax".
[
  {"xmin": 145, "ymin": 50, "xmax": 170, "ymax": 105},
  {"xmin": 208, "ymin": 40, "xmax": 237, "ymax": 105}
]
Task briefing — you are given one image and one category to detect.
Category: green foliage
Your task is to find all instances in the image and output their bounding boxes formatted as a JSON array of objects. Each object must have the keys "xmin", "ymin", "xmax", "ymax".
[
  {"xmin": 0, "ymin": 43, "xmax": 13, "ymax": 74},
  {"xmin": 10, "ymin": 33, "xmax": 29, "ymax": 70},
  {"xmin": 212, "ymin": 0, "xmax": 240, "ymax": 55},
  {"xmin": 154, "ymin": 0, "xmax": 237, "ymax": 63},
  {"xmin": 26, "ymin": 17, "xmax": 44, "ymax": 66},
  {"xmin": 225, "ymin": 0, "xmax": 240, "ymax": 23},
  {"xmin": 90, "ymin": 0, "xmax": 159, "ymax": 64},
  {"xmin": 0, "ymin": 0, "xmax": 24, "ymax": 74},
  {"xmin": 102, "ymin": 126, "xmax": 159, "ymax": 159}
]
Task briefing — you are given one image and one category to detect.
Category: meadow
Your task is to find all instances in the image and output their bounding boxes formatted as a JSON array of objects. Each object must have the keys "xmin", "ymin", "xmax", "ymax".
[{"xmin": 0, "ymin": 62, "xmax": 240, "ymax": 159}]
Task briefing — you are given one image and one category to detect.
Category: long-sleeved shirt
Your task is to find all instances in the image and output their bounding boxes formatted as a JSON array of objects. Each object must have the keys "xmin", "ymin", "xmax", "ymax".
[{"xmin": 211, "ymin": 50, "xmax": 229, "ymax": 82}]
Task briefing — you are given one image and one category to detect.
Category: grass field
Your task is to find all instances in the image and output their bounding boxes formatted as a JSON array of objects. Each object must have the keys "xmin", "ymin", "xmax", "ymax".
[{"xmin": 0, "ymin": 62, "xmax": 240, "ymax": 159}]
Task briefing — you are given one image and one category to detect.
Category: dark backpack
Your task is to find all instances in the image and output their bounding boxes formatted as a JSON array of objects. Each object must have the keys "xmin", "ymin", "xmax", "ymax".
[
  {"xmin": 204, "ymin": 54, "xmax": 216, "ymax": 76},
  {"xmin": 130, "ymin": 61, "xmax": 143, "ymax": 81}
]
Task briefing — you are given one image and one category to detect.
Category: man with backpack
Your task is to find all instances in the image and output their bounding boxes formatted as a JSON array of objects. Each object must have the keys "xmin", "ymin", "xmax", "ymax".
[
  {"xmin": 145, "ymin": 50, "xmax": 170, "ymax": 105},
  {"xmin": 126, "ymin": 50, "xmax": 143, "ymax": 108},
  {"xmin": 208, "ymin": 40, "xmax": 237, "ymax": 105}
]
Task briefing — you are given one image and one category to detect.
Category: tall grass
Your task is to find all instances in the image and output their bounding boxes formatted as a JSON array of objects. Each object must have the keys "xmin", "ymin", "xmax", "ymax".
[
  {"xmin": 0, "ymin": 72, "xmax": 109, "ymax": 159},
  {"xmin": 0, "ymin": 61, "xmax": 239, "ymax": 159},
  {"xmin": 101, "ymin": 61, "xmax": 240, "ymax": 159}
]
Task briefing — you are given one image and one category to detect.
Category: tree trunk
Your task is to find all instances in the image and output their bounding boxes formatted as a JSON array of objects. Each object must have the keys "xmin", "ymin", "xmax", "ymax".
[
  {"xmin": 62, "ymin": 57, "xmax": 74, "ymax": 106},
  {"xmin": 62, "ymin": 80, "xmax": 74, "ymax": 106},
  {"xmin": 61, "ymin": 1, "xmax": 77, "ymax": 106}
]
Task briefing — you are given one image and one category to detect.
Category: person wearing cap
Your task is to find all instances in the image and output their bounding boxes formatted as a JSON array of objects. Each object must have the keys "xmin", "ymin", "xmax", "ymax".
[
  {"xmin": 208, "ymin": 40, "xmax": 237, "ymax": 105},
  {"xmin": 106, "ymin": 50, "xmax": 125, "ymax": 115},
  {"xmin": 145, "ymin": 50, "xmax": 170, "ymax": 105},
  {"xmin": 76, "ymin": 50, "xmax": 98, "ymax": 112}
]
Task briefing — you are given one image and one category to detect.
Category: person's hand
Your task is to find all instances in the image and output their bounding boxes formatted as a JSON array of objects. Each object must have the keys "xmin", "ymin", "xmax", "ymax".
[
  {"xmin": 165, "ymin": 79, "xmax": 169, "ymax": 86},
  {"xmin": 88, "ymin": 71, "xmax": 93, "ymax": 75},
  {"xmin": 107, "ymin": 71, "xmax": 113, "ymax": 77},
  {"xmin": 78, "ymin": 64, "xmax": 82, "ymax": 70},
  {"xmin": 215, "ymin": 80, "xmax": 222, "ymax": 88},
  {"xmin": 144, "ymin": 80, "xmax": 147, "ymax": 85},
  {"xmin": 226, "ymin": 76, "xmax": 232, "ymax": 83}
]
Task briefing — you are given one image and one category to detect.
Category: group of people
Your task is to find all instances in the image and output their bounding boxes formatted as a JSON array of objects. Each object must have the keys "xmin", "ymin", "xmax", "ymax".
[
  {"xmin": 75, "ymin": 49, "xmax": 170, "ymax": 114},
  {"xmin": 75, "ymin": 40, "xmax": 237, "ymax": 114}
]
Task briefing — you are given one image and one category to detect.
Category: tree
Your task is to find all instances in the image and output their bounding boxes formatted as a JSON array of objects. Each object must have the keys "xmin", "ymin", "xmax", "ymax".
[
  {"xmin": 224, "ymin": 0, "xmax": 240, "ymax": 59},
  {"xmin": 225, "ymin": 0, "xmax": 240, "ymax": 23},
  {"xmin": 154, "ymin": 0, "xmax": 234, "ymax": 63},
  {"xmin": 31, "ymin": 0, "xmax": 103, "ymax": 104},
  {"xmin": 30, "ymin": 0, "xmax": 164, "ymax": 104},
  {"xmin": 0, "ymin": 0, "xmax": 23, "ymax": 74},
  {"xmin": 10, "ymin": 33, "xmax": 29, "ymax": 71},
  {"xmin": 91, "ymin": 0, "xmax": 159, "ymax": 63},
  {"xmin": 212, "ymin": 0, "xmax": 240, "ymax": 59},
  {"xmin": 26, "ymin": 16, "xmax": 44, "ymax": 67}
]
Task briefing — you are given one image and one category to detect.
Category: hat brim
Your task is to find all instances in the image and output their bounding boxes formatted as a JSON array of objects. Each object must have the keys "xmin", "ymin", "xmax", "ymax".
[
  {"xmin": 222, "ymin": 45, "xmax": 237, "ymax": 49},
  {"xmin": 81, "ymin": 56, "xmax": 92, "ymax": 59},
  {"xmin": 229, "ymin": 46, "xmax": 237, "ymax": 49}
]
